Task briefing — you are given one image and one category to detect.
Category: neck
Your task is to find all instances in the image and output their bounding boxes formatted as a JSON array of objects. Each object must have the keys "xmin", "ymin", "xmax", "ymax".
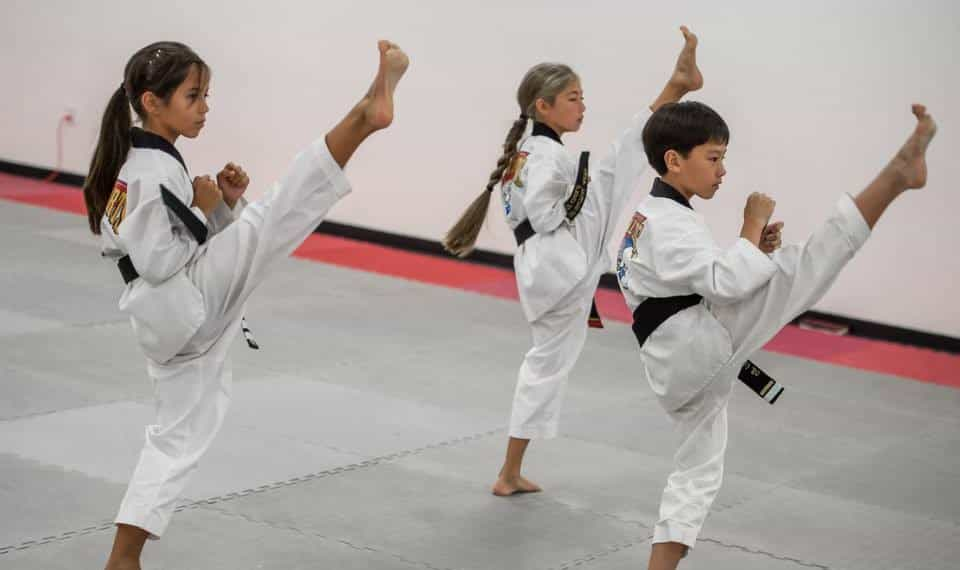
[
  {"xmin": 143, "ymin": 121, "xmax": 179, "ymax": 145},
  {"xmin": 539, "ymin": 118, "xmax": 566, "ymax": 138},
  {"xmin": 661, "ymin": 173, "xmax": 695, "ymax": 201}
]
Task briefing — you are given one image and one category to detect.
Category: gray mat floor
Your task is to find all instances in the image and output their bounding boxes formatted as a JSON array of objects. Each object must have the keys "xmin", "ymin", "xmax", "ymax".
[{"xmin": 1, "ymin": 200, "xmax": 958, "ymax": 569}]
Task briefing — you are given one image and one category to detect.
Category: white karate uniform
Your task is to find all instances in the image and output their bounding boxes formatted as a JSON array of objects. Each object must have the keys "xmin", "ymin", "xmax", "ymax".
[
  {"xmin": 100, "ymin": 128, "xmax": 351, "ymax": 537},
  {"xmin": 501, "ymin": 109, "xmax": 651, "ymax": 439},
  {"xmin": 617, "ymin": 179, "xmax": 871, "ymax": 548}
]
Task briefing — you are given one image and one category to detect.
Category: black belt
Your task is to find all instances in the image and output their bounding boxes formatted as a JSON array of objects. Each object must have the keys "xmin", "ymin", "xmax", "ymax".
[
  {"xmin": 513, "ymin": 219, "xmax": 535, "ymax": 247},
  {"xmin": 118, "ymin": 255, "xmax": 139, "ymax": 284},
  {"xmin": 631, "ymin": 295, "xmax": 702, "ymax": 346},
  {"xmin": 632, "ymin": 295, "xmax": 784, "ymax": 404}
]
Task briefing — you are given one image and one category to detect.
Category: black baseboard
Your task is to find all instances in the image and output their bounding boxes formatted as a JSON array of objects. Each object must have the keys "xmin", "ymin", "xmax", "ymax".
[
  {"xmin": 795, "ymin": 311, "xmax": 959, "ymax": 354},
  {"xmin": 314, "ymin": 221, "xmax": 516, "ymax": 270},
  {"xmin": 0, "ymin": 158, "xmax": 86, "ymax": 187},
  {"xmin": 3, "ymin": 158, "xmax": 957, "ymax": 355}
]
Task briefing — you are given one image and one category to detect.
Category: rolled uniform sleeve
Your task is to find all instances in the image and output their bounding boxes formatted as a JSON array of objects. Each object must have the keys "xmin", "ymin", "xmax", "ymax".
[{"xmin": 205, "ymin": 196, "xmax": 247, "ymax": 236}]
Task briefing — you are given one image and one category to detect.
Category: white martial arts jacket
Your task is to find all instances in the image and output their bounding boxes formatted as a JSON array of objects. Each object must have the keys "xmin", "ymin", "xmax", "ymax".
[
  {"xmin": 100, "ymin": 128, "xmax": 242, "ymax": 364},
  {"xmin": 501, "ymin": 123, "xmax": 588, "ymax": 322},
  {"xmin": 616, "ymin": 178, "xmax": 779, "ymax": 411}
]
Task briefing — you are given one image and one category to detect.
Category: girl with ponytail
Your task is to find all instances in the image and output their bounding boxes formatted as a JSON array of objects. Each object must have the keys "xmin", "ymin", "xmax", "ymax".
[
  {"xmin": 444, "ymin": 27, "xmax": 705, "ymax": 497},
  {"xmin": 87, "ymin": 40, "xmax": 409, "ymax": 569}
]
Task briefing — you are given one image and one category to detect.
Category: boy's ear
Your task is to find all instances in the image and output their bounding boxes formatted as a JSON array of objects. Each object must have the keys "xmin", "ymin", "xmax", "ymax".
[{"xmin": 664, "ymin": 149, "xmax": 682, "ymax": 173}]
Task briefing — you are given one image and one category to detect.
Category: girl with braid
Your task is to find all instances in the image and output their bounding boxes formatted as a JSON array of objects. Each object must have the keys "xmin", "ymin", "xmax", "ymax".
[
  {"xmin": 83, "ymin": 39, "xmax": 408, "ymax": 569},
  {"xmin": 444, "ymin": 27, "xmax": 705, "ymax": 497}
]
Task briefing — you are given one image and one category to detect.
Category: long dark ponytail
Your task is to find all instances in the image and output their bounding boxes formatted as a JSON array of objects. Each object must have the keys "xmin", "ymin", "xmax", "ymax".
[{"xmin": 83, "ymin": 41, "xmax": 209, "ymax": 234}]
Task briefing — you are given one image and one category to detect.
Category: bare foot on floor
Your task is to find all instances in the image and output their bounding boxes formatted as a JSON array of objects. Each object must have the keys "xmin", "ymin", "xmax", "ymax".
[
  {"xmin": 892, "ymin": 104, "xmax": 937, "ymax": 189},
  {"xmin": 364, "ymin": 40, "xmax": 409, "ymax": 130},
  {"xmin": 492, "ymin": 474, "xmax": 542, "ymax": 496}
]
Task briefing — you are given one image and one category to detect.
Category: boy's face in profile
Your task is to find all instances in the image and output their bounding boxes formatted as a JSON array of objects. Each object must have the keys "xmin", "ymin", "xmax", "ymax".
[{"xmin": 668, "ymin": 139, "xmax": 727, "ymax": 200}]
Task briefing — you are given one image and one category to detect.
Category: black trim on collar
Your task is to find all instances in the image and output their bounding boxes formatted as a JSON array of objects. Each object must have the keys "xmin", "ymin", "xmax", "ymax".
[
  {"xmin": 130, "ymin": 127, "xmax": 189, "ymax": 174},
  {"xmin": 532, "ymin": 122, "xmax": 563, "ymax": 145},
  {"xmin": 651, "ymin": 177, "xmax": 693, "ymax": 210}
]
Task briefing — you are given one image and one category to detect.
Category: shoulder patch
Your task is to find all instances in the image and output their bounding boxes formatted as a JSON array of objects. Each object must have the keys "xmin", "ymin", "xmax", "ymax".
[
  {"xmin": 501, "ymin": 151, "xmax": 529, "ymax": 187},
  {"xmin": 626, "ymin": 212, "xmax": 647, "ymax": 243},
  {"xmin": 105, "ymin": 180, "xmax": 128, "ymax": 233}
]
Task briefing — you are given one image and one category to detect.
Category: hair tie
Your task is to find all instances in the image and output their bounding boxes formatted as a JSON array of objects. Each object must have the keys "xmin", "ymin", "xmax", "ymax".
[{"xmin": 519, "ymin": 113, "xmax": 529, "ymax": 121}]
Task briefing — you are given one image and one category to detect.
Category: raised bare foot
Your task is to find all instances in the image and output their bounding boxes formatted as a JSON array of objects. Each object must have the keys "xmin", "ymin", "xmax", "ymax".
[
  {"xmin": 669, "ymin": 26, "xmax": 703, "ymax": 93},
  {"xmin": 892, "ymin": 104, "xmax": 937, "ymax": 189},
  {"xmin": 492, "ymin": 474, "xmax": 542, "ymax": 497},
  {"xmin": 364, "ymin": 40, "xmax": 409, "ymax": 130}
]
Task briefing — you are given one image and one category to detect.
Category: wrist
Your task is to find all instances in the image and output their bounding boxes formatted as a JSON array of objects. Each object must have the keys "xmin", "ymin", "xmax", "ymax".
[{"xmin": 740, "ymin": 218, "xmax": 765, "ymax": 245}]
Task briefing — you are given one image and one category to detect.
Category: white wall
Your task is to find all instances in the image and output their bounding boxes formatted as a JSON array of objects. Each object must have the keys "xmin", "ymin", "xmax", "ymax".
[{"xmin": 3, "ymin": 0, "xmax": 958, "ymax": 337}]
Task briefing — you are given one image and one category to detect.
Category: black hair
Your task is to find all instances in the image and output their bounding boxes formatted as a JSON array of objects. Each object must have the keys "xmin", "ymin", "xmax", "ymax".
[{"xmin": 642, "ymin": 101, "xmax": 729, "ymax": 175}]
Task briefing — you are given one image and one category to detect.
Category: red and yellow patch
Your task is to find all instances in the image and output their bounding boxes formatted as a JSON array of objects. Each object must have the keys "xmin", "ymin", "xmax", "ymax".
[
  {"xmin": 626, "ymin": 212, "xmax": 646, "ymax": 242},
  {"xmin": 501, "ymin": 151, "xmax": 529, "ymax": 187},
  {"xmin": 105, "ymin": 180, "xmax": 128, "ymax": 233}
]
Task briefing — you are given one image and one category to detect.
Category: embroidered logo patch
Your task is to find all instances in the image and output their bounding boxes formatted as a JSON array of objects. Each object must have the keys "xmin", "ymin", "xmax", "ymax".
[
  {"xmin": 105, "ymin": 180, "xmax": 128, "ymax": 233},
  {"xmin": 616, "ymin": 212, "xmax": 646, "ymax": 284},
  {"xmin": 564, "ymin": 151, "xmax": 590, "ymax": 221},
  {"xmin": 501, "ymin": 151, "xmax": 528, "ymax": 187},
  {"xmin": 626, "ymin": 212, "xmax": 647, "ymax": 244}
]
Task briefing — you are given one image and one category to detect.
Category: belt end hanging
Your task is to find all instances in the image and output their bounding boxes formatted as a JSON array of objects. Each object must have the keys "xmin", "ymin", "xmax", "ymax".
[
  {"xmin": 588, "ymin": 299, "xmax": 604, "ymax": 329},
  {"xmin": 738, "ymin": 360, "xmax": 784, "ymax": 405}
]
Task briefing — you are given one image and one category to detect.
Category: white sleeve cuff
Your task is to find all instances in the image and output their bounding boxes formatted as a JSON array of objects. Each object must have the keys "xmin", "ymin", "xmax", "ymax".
[{"xmin": 837, "ymin": 193, "xmax": 872, "ymax": 251}]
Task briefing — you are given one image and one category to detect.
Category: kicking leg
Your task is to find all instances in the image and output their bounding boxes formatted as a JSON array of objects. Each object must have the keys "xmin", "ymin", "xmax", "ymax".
[{"xmin": 325, "ymin": 40, "xmax": 409, "ymax": 167}]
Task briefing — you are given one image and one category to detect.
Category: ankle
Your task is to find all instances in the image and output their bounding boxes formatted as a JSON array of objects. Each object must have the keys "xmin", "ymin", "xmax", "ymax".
[{"xmin": 499, "ymin": 469, "xmax": 521, "ymax": 481}]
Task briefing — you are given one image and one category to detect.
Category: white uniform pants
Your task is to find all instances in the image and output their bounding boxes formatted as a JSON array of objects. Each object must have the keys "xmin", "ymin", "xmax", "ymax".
[
  {"xmin": 115, "ymin": 139, "xmax": 351, "ymax": 538},
  {"xmin": 652, "ymin": 195, "xmax": 872, "ymax": 548},
  {"xmin": 509, "ymin": 111, "xmax": 650, "ymax": 439}
]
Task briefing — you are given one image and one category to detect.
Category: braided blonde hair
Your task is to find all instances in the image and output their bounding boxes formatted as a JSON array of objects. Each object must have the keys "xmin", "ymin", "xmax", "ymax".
[{"xmin": 443, "ymin": 63, "xmax": 579, "ymax": 257}]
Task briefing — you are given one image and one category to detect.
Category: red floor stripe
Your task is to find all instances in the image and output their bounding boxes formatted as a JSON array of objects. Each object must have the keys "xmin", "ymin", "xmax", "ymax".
[
  {"xmin": 3, "ymin": 172, "xmax": 958, "ymax": 388},
  {"xmin": 0, "ymin": 173, "xmax": 87, "ymax": 215}
]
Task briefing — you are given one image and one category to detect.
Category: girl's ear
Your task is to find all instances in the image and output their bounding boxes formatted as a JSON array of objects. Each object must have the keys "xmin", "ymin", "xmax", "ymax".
[
  {"xmin": 534, "ymin": 97, "xmax": 550, "ymax": 117},
  {"xmin": 140, "ymin": 91, "xmax": 161, "ymax": 117}
]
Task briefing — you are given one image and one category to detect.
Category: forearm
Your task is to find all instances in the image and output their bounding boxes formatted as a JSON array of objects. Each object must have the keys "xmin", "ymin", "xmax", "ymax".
[{"xmin": 739, "ymin": 219, "xmax": 765, "ymax": 248}]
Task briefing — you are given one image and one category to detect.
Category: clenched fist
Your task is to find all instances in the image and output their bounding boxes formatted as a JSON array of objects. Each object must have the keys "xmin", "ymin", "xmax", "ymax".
[
  {"xmin": 744, "ymin": 192, "xmax": 776, "ymax": 226},
  {"xmin": 217, "ymin": 162, "xmax": 249, "ymax": 209},
  {"xmin": 192, "ymin": 175, "xmax": 223, "ymax": 215}
]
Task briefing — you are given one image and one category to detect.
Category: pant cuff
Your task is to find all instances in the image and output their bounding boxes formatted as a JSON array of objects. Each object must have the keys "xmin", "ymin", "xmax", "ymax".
[
  {"xmin": 115, "ymin": 507, "xmax": 168, "ymax": 540},
  {"xmin": 653, "ymin": 520, "xmax": 700, "ymax": 550},
  {"xmin": 508, "ymin": 423, "xmax": 559, "ymax": 440}
]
